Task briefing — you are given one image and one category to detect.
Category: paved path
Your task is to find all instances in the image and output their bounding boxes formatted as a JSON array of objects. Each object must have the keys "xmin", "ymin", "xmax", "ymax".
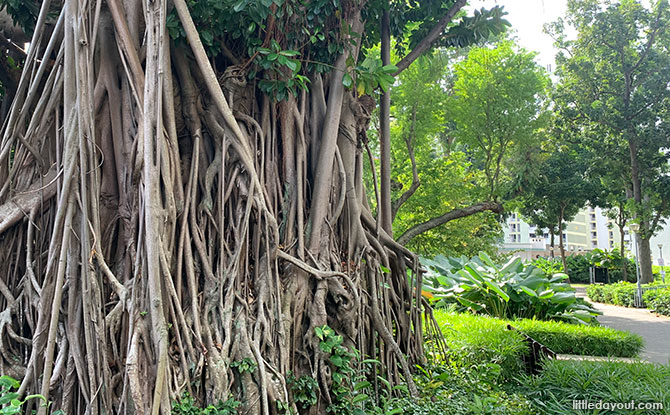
[{"xmin": 576, "ymin": 287, "xmax": 670, "ymax": 365}]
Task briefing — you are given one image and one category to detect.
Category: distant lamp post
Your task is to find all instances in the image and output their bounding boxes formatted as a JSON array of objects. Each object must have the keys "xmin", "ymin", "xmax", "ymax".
[
  {"xmin": 629, "ymin": 223, "xmax": 643, "ymax": 307},
  {"xmin": 659, "ymin": 244, "xmax": 665, "ymax": 283}
]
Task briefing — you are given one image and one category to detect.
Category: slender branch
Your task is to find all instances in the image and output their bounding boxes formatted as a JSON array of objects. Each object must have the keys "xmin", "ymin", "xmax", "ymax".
[
  {"xmin": 396, "ymin": 201, "xmax": 503, "ymax": 245},
  {"xmin": 391, "ymin": 106, "xmax": 420, "ymax": 221},
  {"xmin": 393, "ymin": 0, "xmax": 467, "ymax": 75}
]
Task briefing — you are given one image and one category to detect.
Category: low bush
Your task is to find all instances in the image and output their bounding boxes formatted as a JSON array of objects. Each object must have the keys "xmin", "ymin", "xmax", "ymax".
[
  {"xmin": 586, "ymin": 281, "xmax": 636, "ymax": 306},
  {"xmin": 422, "ymin": 252, "xmax": 600, "ymax": 324},
  {"xmin": 643, "ymin": 289, "xmax": 670, "ymax": 317},
  {"xmin": 518, "ymin": 360, "xmax": 670, "ymax": 415},
  {"xmin": 587, "ymin": 281, "xmax": 670, "ymax": 316},
  {"xmin": 513, "ymin": 319, "xmax": 643, "ymax": 358}
]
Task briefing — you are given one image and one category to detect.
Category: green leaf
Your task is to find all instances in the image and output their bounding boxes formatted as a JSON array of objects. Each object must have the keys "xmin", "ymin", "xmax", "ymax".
[
  {"xmin": 381, "ymin": 64, "xmax": 398, "ymax": 74},
  {"xmin": 0, "ymin": 376, "xmax": 19, "ymax": 389},
  {"xmin": 352, "ymin": 393, "xmax": 369, "ymax": 403},
  {"xmin": 342, "ymin": 73, "xmax": 353, "ymax": 88},
  {"xmin": 232, "ymin": 0, "xmax": 248, "ymax": 12},
  {"xmin": 484, "ymin": 279, "xmax": 510, "ymax": 301},
  {"xmin": 518, "ymin": 285, "xmax": 537, "ymax": 297}
]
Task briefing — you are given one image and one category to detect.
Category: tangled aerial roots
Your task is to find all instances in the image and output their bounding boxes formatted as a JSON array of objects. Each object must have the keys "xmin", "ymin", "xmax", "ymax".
[{"xmin": 0, "ymin": 0, "xmax": 429, "ymax": 413}]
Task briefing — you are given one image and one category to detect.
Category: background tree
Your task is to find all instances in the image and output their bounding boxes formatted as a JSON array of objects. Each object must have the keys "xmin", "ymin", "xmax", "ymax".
[
  {"xmin": 520, "ymin": 139, "xmax": 594, "ymax": 272},
  {"xmin": 549, "ymin": 0, "xmax": 670, "ymax": 283},
  {"xmin": 392, "ymin": 40, "xmax": 549, "ymax": 247}
]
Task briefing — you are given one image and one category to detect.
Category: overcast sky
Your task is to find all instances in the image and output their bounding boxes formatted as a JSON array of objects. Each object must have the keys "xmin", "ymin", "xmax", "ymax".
[{"xmin": 467, "ymin": 0, "xmax": 569, "ymax": 69}]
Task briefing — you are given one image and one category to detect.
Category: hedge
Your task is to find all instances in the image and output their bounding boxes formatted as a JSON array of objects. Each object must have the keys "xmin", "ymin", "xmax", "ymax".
[
  {"xmin": 587, "ymin": 282, "xmax": 670, "ymax": 317},
  {"xmin": 432, "ymin": 310, "xmax": 643, "ymax": 378}
]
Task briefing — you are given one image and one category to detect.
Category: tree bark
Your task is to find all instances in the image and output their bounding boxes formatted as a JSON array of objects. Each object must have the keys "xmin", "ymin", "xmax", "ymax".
[
  {"xmin": 396, "ymin": 201, "xmax": 502, "ymax": 245},
  {"xmin": 379, "ymin": 7, "xmax": 393, "ymax": 235},
  {"xmin": 558, "ymin": 206, "xmax": 567, "ymax": 273},
  {"xmin": 628, "ymin": 138, "xmax": 653, "ymax": 283},
  {"xmin": 550, "ymin": 228, "xmax": 555, "ymax": 258},
  {"xmin": 618, "ymin": 205, "xmax": 628, "ymax": 282}
]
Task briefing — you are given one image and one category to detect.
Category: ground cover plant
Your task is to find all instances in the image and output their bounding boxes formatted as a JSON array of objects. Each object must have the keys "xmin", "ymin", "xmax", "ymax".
[
  {"xmin": 518, "ymin": 360, "xmax": 670, "ymax": 415},
  {"xmin": 422, "ymin": 253, "xmax": 600, "ymax": 323},
  {"xmin": 392, "ymin": 361, "xmax": 533, "ymax": 415}
]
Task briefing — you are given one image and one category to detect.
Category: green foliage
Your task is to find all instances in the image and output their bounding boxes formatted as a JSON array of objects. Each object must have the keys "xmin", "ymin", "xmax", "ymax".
[
  {"xmin": 230, "ymin": 357, "xmax": 258, "ymax": 374},
  {"xmin": 433, "ymin": 311, "xmax": 641, "ymax": 367},
  {"xmin": 287, "ymin": 373, "xmax": 318, "ymax": 410},
  {"xmin": 433, "ymin": 311, "xmax": 527, "ymax": 382},
  {"xmin": 422, "ymin": 252, "xmax": 600, "ymax": 324},
  {"xmin": 532, "ymin": 250, "xmax": 636, "ymax": 284},
  {"xmin": 448, "ymin": 40, "xmax": 549, "ymax": 201},
  {"xmin": 394, "ymin": 361, "xmax": 533, "ymax": 415},
  {"xmin": 384, "ymin": 50, "xmax": 503, "ymax": 257},
  {"xmin": 346, "ymin": 57, "xmax": 397, "ymax": 94},
  {"xmin": 642, "ymin": 289, "xmax": 670, "ymax": 317},
  {"xmin": 0, "ymin": 375, "xmax": 48, "ymax": 415},
  {"xmin": 518, "ymin": 360, "xmax": 670, "ymax": 415},
  {"xmin": 550, "ymin": 0, "xmax": 670, "ymax": 242},
  {"xmin": 587, "ymin": 281, "xmax": 670, "ymax": 316},
  {"xmin": 512, "ymin": 319, "xmax": 642, "ymax": 358},
  {"xmin": 586, "ymin": 282, "xmax": 636, "ymax": 306},
  {"xmin": 314, "ymin": 325, "xmax": 377, "ymax": 415},
  {"xmin": 171, "ymin": 392, "xmax": 241, "ymax": 415},
  {"xmin": 0, "ymin": 0, "xmax": 40, "ymax": 35}
]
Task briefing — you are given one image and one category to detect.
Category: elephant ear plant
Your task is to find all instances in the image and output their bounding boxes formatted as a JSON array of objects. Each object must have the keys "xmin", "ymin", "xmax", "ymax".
[{"xmin": 421, "ymin": 252, "xmax": 600, "ymax": 324}]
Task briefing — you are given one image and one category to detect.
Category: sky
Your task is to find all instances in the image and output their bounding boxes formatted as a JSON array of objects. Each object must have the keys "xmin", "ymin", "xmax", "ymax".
[{"xmin": 467, "ymin": 0, "xmax": 569, "ymax": 69}]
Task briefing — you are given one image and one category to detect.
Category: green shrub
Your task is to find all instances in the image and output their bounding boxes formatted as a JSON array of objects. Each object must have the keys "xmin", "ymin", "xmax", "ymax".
[
  {"xmin": 643, "ymin": 289, "xmax": 670, "ymax": 317},
  {"xmin": 585, "ymin": 284, "xmax": 605, "ymax": 302},
  {"xmin": 564, "ymin": 254, "xmax": 591, "ymax": 283},
  {"xmin": 535, "ymin": 250, "xmax": 636, "ymax": 284},
  {"xmin": 422, "ymin": 252, "xmax": 600, "ymax": 324},
  {"xmin": 587, "ymin": 282, "xmax": 670, "ymax": 315},
  {"xmin": 513, "ymin": 319, "xmax": 643, "ymax": 358},
  {"xmin": 518, "ymin": 360, "xmax": 670, "ymax": 415},
  {"xmin": 586, "ymin": 281, "xmax": 637, "ymax": 306}
]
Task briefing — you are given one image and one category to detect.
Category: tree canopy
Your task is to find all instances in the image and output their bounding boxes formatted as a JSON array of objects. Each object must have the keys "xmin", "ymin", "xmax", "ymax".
[{"xmin": 549, "ymin": 0, "xmax": 670, "ymax": 282}]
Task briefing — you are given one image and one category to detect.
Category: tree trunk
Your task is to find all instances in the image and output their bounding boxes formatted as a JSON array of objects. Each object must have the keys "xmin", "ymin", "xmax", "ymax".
[
  {"xmin": 379, "ymin": 7, "xmax": 393, "ymax": 235},
  {"xmin": 618, "ymin": 206, "xmax": 628, "ymax": 282},
  {"xmin": 628, "ymin": 137, "xmax": 653, "ymax": 283},
  {"xmin": 638, "ymin": 235, "xmax": 654, "ymax": 284},
  {"xmin": 558, "ymin": 206, "xmax": 567, "ymax": 273},
  {"xmin": 550, "ymin": 228, "xmax": 555, "ymax": 258},
  {"xmin": 0, "ymin": 0, "xmax": 425, "ymax": 413}
]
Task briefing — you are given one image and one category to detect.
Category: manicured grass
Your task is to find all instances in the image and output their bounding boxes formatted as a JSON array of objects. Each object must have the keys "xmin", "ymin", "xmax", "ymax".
[{"xmin": 518, "ymin": 360, "xmax": 670, "ymax": 415}]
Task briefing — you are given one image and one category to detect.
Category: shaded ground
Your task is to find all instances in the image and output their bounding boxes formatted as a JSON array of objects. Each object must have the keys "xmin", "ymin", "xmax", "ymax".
[{"xmin": 576, "ymin": 286, "xmax": 670, "ymax": 365}]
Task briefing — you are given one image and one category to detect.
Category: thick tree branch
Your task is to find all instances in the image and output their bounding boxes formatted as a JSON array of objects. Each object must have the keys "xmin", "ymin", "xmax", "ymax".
[
  {"xmin": 393, "ymin": 0, "xmax": 467, "ymax": 75},
  {"xmin": 396, "ymin": 201, "xmax": 503, "ymax": 245}
]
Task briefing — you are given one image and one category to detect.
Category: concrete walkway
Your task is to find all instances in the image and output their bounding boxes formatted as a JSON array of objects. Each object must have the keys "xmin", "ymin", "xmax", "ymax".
[{"xmin": 576, "ymin": 287, "xmax": 670, "ymax": 365}]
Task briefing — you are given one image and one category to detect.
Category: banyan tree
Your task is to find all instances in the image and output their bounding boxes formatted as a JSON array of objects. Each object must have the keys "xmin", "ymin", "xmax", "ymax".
[{"xmin": 0, "ymin": 0, "xmax": 506, "ymax": 413}]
